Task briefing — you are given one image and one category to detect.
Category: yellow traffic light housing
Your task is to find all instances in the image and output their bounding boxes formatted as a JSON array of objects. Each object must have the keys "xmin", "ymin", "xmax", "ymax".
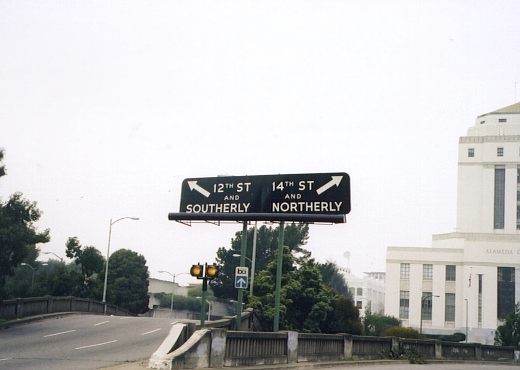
[
  {"xmin": 205, "ymin": 264, "xmax": 219, "ymax": 280},
  {"xmin": 190, "ymin": 264, "xmax": 203, "ymax": 279}
]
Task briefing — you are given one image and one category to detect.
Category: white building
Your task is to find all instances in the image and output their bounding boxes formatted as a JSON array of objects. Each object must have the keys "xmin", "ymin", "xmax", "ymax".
[
  {"xmin": 340, "ymin": 256, "xmax": 385, "ymax": 316},
  {"xmin": 385, "ymin": 102, "xmax": 520, "ymax": 344}
]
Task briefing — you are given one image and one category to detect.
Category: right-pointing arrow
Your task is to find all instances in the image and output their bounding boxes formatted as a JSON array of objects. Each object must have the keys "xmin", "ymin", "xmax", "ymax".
[{"xmin": 316, "ymin": 176, "xmax": 343, "ymax": 195}]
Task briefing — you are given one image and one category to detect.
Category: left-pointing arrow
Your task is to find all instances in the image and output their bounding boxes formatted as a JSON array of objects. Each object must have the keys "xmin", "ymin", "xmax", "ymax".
[{"xmin": 188, "ymin": 181, "xmax": 211, "ymax": 198}]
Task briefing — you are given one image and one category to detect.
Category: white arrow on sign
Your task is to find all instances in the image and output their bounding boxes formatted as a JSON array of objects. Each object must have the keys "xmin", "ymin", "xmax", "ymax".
[
  {"xmin": 316, "ymin": 175, "xmax": 343, "ymax": 195},
  {"xmin": 187, "ymin": 181, "xmax": 211, "ymax": 198},
  {"xmin": 236, "ymin": 277, "xmax": 248, "ymax": 289}
]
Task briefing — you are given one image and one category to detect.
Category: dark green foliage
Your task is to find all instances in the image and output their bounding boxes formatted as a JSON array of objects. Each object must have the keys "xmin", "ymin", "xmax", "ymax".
[
  {"xmin": 321, "ymin": 295, "xmax": 363, "ymax": 334},
  {"xmin": 156, "ymin": 293, "xmax": 203, "ymax": 311},
  {"xmin": 211, "ymin": 223, "xmax": 309, "ymax": 300},
  {"xmin": 64, "ymin": 237, "xmax": 104, "ymax": 298},
  {"xmin": 105, "ymin": 249, "xmax": 149, "ymax": 314},
  {"xmin": 383, "ymin": 326, "xmax": 420, "ymax": 339},
  {"xmin": 0, "ymin": 192, "xmax": 50, "ymax": 298},
  {"xmin": 495, "ymin": 303, "xmax": 520, "ymax": 346},
  {"xmin": 363, "ymin": 311, "xmax": 401, "ymax": 336},
  {"xmin": 317, "ymin": 261, "xmax": 352, "ymax": 300}
]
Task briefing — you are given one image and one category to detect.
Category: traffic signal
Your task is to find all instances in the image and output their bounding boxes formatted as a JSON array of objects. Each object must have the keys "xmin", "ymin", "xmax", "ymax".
[
  {"xmin": 190, "ymin": 263, "xmax": 203, "ymax": 279},
  {"xmin": 205, "ymin": 264, "xmax": 219, "ymax": 280}
]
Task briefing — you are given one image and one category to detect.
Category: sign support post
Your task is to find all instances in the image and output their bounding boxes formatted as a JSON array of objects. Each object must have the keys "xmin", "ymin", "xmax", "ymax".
[
  {"xmin": 273, "ymin": 221, "xmax": 285, "ymax": 332},
  {"xmin": 235, "ymin": 221, "xmax": 248, "ymax": 330}
]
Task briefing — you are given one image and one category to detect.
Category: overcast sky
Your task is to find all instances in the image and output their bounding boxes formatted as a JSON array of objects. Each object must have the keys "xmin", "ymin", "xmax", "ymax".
[{"xmin": 1, "ymin": 1, "xmax": 519, "ymax": 285}]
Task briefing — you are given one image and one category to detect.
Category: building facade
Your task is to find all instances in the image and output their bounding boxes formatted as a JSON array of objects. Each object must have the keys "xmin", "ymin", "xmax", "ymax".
[{"xmin": 385, "ymin": 102, "xmax": 520, "ymax": 344}]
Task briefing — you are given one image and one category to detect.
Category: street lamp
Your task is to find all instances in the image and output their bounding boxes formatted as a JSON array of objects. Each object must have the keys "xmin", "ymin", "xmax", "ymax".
[
  {"xmin": 232, "ymin": 254, "xmax": 254, "ymax": 296},
  {"xmin": 42, "ymin": 251, "xmax": 64, "ymax": 262},
  {"xmin": 464, "ymin": 298, "xmax": 468, "ymax": 343},
  {"xmin": 158, "ymin": 271, "xmax": 190, "ymax": 314},
  {"xmin": 20, "ymin": 262, "xmax": 35, "ymax": 290},
  {"xmin": 102, "ymin": 216, "xmax": 139, "ymax": 313},
  {"xmin": 420, "ymin": 293, "xmax": 439, "ymax": 335}
]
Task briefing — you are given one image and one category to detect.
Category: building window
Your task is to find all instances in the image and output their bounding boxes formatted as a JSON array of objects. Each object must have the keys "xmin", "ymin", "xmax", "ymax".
[
  {"xmin": 480, "ymin": 120, "xmax": 486, "ymax": 124},
  {"xmin": 494, "ymin": 166, "xmax": 505, "ymax": 229},
  {"xmin": 357, "ymin": 287, "xmax": 363, "ymax": 296},
  {"xmin": 468, "ymin": 148, "xmax": 475, "ymax": 157},
  {"xmin": 497, "ymin": 267, "xmax": 515, "ymax": 319},
  {"xmin": 399, "ymin": 291, "xmax": 409, "ymax": 319},
  {"xmin": 356, "ymin": 301, "xmax": 362, "ymax": 309},
  {"xmin": 445, "ymin": 293, "xmax": 455, "ymax": 322},
  {"xmin": 423, "ymin": 264, "xmax": 433, "ymax": 280},
  {"xmin": 497, "ymin": 147, "xmax": 504, "ymax": 157},
  {"xmin": 446, "ymin": 265, "xmax": 456, "ymax": 281},
  {"xmin": 421, "ymin": 292, "xmax": 433, "ymax": 320},
  {"xmin": 400, "ymin": 263, "xmax": 410, "ymax": 279},
  {"xmin": 349, "ymin": 287, "xmax": 355, "ymax": 297},
  {"xmin": 499, "ymin": 118, "xmax": 507, "ymax": 123}
]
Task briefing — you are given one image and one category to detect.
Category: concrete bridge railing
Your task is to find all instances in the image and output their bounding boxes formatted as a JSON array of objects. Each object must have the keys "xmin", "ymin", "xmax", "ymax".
[
  {"xmin": 0, "ymin": 295, "xmax": 134, "ymax": 319},
  {"xmin": 153, "ymin": 329, "xmax": 520, "ymax": 369}
]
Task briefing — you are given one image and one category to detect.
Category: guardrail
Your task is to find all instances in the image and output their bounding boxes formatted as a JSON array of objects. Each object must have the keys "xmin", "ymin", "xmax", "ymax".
[
  {"xmin": 157, "ymin": 329, "xmax": 520, "ymax": 369},
  {"xmin": 0, "ymin": 296, "xmax": 134, "ymax": 320}
]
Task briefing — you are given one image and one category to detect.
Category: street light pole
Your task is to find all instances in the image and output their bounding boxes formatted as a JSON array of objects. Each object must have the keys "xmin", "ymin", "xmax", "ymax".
[
  {"xmin": 102, "ymin": 216, "xmax": 139, "ymax": 314},
  {"xmin": 20, "ymin": 262, "xmax": 35, "ymax": 290},
  {"xmin": 420, "ymin": 293, "xmax": 439, "ymax": 335},
  {"xmin": 158, "ymin": 271, "xmax": 190, "ymax": 314},
  {"xmin": 465, "ymin": 298, "xmax": 468, "ymax": 343},
  {"xmin": 42, "ymin": 251, "xmax": 64, "ymax": 262}
]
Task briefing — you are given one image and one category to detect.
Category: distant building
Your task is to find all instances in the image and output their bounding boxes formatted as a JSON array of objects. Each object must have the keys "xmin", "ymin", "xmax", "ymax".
[
  {"xmin": 339, "ymin": 258, "xmax": 385, "ymax": 316},
  {"xmin": 385, "ymin": 102, "xmax": 520, "ymax": 344},
  {"xmin": 147, "ymin": 277, "xmax": 189, "ymax": 309}
]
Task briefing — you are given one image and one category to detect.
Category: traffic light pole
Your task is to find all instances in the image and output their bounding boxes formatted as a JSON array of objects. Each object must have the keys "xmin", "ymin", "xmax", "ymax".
[
  {"xmin": 273, "ymin": 221, "xmax": 285, "ymax": 332},
  {"xmin": 235, "ymin": 221, "xmax": 248, "ymax": 330},
  {"xmin": 200, "ymin": 278, "xmax": 207, "ymax": 328}
]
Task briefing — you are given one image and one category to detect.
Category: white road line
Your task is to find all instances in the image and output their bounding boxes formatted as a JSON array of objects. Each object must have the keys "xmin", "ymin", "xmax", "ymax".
[
  {"xmin": 141, "ymin": 328, "xmax": 161, "ymax": 335},
  {"xmin": 119, "ymin": 317, "xmax": 133, "ymax": 320},
  {"xmin": 0, "ymin": 358, "xmax": 11, "ymax": 361},
  {"xmin": 170, "ymin": 321, "xmax": 177, "ymax": 325},
  {"xmin": 74, "ymin": 340, "xmax": 118, "ymax": 350},
  {"xmin": 44, "ymin": 329, "xmax": 77, "ymax": 337},
  {"xmin": 94, "ymin": 320, "xmax": 109, "ymax": 326}
]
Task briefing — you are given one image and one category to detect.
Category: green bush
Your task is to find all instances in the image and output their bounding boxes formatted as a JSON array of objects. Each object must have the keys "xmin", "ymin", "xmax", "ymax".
[{"xmin": 383, "ymin": 326, "xmax": 420, "ymax": 339}]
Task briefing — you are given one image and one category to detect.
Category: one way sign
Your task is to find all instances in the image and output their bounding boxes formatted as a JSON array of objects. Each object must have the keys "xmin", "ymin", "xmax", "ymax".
[{"xmin": 235, "ymin": 266, "xmax": 249, "ymax": 289}]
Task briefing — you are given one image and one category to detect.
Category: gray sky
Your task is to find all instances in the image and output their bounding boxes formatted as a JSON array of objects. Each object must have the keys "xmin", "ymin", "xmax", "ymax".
[{"xmin": 1, "ymin": 1, "xmax": 519, "ymax": 285}]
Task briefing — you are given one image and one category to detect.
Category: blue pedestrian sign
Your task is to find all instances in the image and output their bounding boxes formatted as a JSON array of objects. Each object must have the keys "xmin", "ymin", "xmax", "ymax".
[{"xmin": 235, "ymin": 266, "xmax": 249, "ymax": 289}]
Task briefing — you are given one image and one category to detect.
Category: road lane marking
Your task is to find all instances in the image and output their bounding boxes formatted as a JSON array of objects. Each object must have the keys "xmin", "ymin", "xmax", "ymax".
[
  {"xmin": 141, "ymin": 328, "xmax": 161, "ymax": 335},
  {"xmin": 170, "ymin": 321, "xmax": 177, "ymax": 325},
  {"xmin": 74, "ymin": 340, "xmax": 118, "ymax": 350},
  {"xmin": 95, "ymin": 320, "xmax": 109, "ymax": 326},
  {"xmin": 44, "ymin": 329, "xmax": 77, "ymax": 337},
  {"xmin": 0, "ymin": 358, "xmax": 11, "ymax": 361}
]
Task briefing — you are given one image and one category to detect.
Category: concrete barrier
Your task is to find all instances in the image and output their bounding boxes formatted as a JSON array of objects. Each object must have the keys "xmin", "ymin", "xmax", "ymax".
[{"xmin": 156, "ymin": 329, "xmax": 519, "ymax": 369}]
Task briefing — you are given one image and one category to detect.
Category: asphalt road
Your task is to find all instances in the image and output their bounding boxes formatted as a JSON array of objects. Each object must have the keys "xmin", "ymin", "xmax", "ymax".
[
  {"xmin": 306, "ymin": 363, "xmax": 519, "ymax": 370},
  {"xmin": 0, "ymin": 314, "xmax": 175, "ymax": 370}
]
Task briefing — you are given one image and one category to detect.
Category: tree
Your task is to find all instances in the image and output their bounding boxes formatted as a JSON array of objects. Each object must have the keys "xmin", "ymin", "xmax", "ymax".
[
  {"xmin": 105, "ymin": 249, "xmax": 149, "ymax": 314},
  {"xmin": 64, "ymin": 237, "xmax": 104, "ymax": 298},
  {"xmin": 363, "ymin": 311, "xmax": 401, "ymax": 336},
  {"xmin": 318, "ymin": 261, "xmax": 352, "ymax": 300},
  {"xmin": 321, "ymin": 295, "xmax": 363, "ymax": 334},
  {"xmin": 65, "ymin": 237, "xmax": 104, "ymax": 277},
  {"xmin": 249, "ymin": 250, "xmax": 357, "ymax": 333},
  {"xmin": 0, "ymin": 150, "xmax": 50, "ymax": 298},
  {"xmin": 495, "ymin": 303, "xmax": 520, "ymax": 346},
  {"xmin": 211, "ymin": 223, "xmax": 309, "ymax": 300},
  {"xmin": 0, "ymin": 193, "xmax": 50, "ymax": 298}
]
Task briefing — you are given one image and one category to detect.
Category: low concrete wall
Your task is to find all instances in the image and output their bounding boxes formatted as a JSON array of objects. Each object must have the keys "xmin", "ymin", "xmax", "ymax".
[
  {"xmin": 161, "ymin": 329, "xmax": 519, "ymax": 369},
  {"xmin": 0, "ymin": 296, "xmax": 133, "ymax": 319}
]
